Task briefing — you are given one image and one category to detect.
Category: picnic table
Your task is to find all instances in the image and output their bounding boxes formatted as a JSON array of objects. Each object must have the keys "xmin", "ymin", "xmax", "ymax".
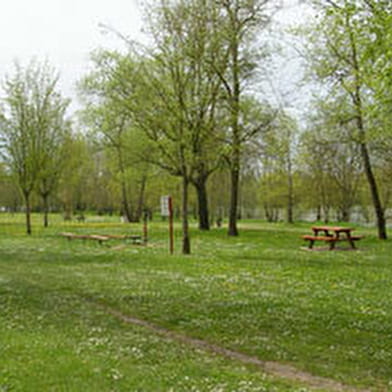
[{"xmin": 302, "ymin": 226, "xmax": 363, "ymax": 250}]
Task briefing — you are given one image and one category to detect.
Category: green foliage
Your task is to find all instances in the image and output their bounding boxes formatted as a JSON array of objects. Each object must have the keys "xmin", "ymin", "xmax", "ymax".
[
  {"xmin": 0, "ymin": 60, "xmax": 70, "ymax": 232},
  {"xmin": 258, "ymin": 111, "xmax": 298, "ymax": 223},
  {"xmin": 303, "ymin": 0, "xmax": 391, "ymax": 237},
  {"xmin": 298, "ymin": 98, "xmax": 363, "ymax": 222}
]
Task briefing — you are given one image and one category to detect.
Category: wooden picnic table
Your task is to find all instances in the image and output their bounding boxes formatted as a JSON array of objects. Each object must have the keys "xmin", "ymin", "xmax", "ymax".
[{"xmin": 302, "ymin": 225, "xmax": 363, "ymax": 250}]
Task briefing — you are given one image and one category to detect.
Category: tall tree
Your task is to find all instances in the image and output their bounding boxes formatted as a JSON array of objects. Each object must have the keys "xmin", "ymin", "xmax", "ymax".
[
  {"xmin": 37, "ymin": 96, "xmax": 70, "ymax": 227},
  {"xmin": 260, "ymin": 111, "xmax": 298, "ymax": 223},
  {"xmin": 146, "ymin": 0, "xmax": 226, "ymax": 235},
  {"xmin": 0, "ymin": 61, "xmax": 69, "ymax": 234},
  {"xmin": 80, "ymin": 50, "xmax": 154, "ymax": 222},
  {"xmin": 214, "ymin": 0, "xmax": 273, "ymax": 236},
  {"xmin": 306, "ymin": 0, "xmax": 388, "ymax": 238},
  {"xmin": 300, "ymin": 100, "xmax": 362, "ymax": 222},
  {"xmin": 104, "ymin": 0, "xmax": 227, "ymax": 252}
]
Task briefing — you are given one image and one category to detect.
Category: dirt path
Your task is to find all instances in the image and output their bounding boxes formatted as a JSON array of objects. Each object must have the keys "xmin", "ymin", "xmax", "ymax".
[{"xmin": 96, "ymin": 302, "xmax": 371, "ymax": 392}]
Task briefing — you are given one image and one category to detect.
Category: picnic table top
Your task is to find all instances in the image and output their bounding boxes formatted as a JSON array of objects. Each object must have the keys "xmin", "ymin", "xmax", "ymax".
[{"xmin": 311, "ymin": 226, "xmax": 354, "ymax": 233}]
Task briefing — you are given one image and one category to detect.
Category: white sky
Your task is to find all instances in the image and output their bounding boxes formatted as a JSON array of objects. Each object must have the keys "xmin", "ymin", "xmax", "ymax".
[
  {"xmin": 0, "ymin": 0, "xmax": 143, "ymax": 111},
  {"xmin": 0, "ymin": 0, "xmax": 312, "ymax": 116}
]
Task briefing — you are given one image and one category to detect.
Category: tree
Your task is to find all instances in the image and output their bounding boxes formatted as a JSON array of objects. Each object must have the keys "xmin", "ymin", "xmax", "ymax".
[
  {"xmin": 37, "ymin": 96, "xmax": 70, "ymax": 227},
  {"xmin": 213, "ymin": 0, "xmax": 274, "ymax": 236},
  {"xmin": 146, "ymin": 0, "xmax": 228, "ymax": 236},
  {"xmin": 0, "ymin": 61, "xmax": 69, "ymax": 234},
  {"xmin": 0, "ymin": 162, "xmax": 21, "ymax": 212},
  {"xmin": 260, "ymin": 111, "xmax": 298, "ymax": 223},
  {"xmin": 80, "ymin": 50, "xmax": 165, "ymax": 223},
  {"xmin": 57, "ymin": 133, "xmax": 95, "ymax": 219},
  {"xmin": 306, "ymin": 0, "xmax": 388, "ymax": 238},
  {"xmin": 299, "ymin": 101, "xmax": 362, "ymax": 223},
  {"xmin": 83, "ymin": 106, "xmax": 136, "ymax": 222},
  {"xmin": 101, "ymin": 0, "xmax": 227, "ymax": 252}
]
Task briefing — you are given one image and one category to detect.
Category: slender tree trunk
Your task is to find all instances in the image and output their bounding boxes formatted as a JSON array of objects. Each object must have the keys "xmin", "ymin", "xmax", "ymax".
[
  {"xmin": 360, "ymin": 141, "xmax": 386, "ymax": 239},
  {"xmin": 353, "ymin": 78, "xmax": 386, "ymax": 238},
  {"xmin": 182, "ymin": 175, "xmax": 191, "ymax": 254},
  {"xmin": 136, "ymin": 175, "xmax": 147, "ymax": 222},
  {"xmin": 316, "ymin": 205, "xmax": 321, "ymax": 221},
  {"xmin": 63, "ymin": 203, "xmax": 72, "ymax": 221},
  {"xmin": 341, "ymin": 207, "xmax": 350, "ymax": 222},
  {"xmin": 339, "ymin": 193, "xmax": 352, "ymax": 222},
  {"xmin": 228, "ymin": 162, "xmax": 240, "ymax": 236},
  {"xmin": 227, "ymin": 26, "xmax": 241, "ymax": 237},
  {"xmin": 228, "ymin": 117, "xmax": 240, "ymax": 234},
  {"xmin": 287, "ymin": 155, "xmax": 294, "ymax": 224},
  {"xmin": 355, "ymin": 94, "xmax": 386, "ymax": 239},
  {"xmin": 120, "ymin": 181, "xmax": 132, "ymax": 222},
  {"xmin": 348, "ymin": 16, "xmax": 387, "ymax": 239},
  {"xmin": 193, "ymin": 176, "xmax": 210, "ymax": 230},
  {"xmin": 42, "ymin": 193, "xmax": 49, "ymax": 227},
  {"xmin": 264, "ymin": 205, "xmax": 271, "ymax": 222},
  {"xmin": 24, "ymin": 191, "xmax": 32, "ymax": 235},
  {"xmin": 118, "ymin": 147, "xmax": 132, "ymax": 223},
  {"xmin": 323, "ymin": 205, "xmax": 330, "ymax": 224}
]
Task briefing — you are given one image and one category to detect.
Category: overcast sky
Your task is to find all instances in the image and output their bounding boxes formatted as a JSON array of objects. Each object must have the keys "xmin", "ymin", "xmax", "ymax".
[
  {"xmin": 0, "ymin": 0, "xmax": 143, "ymax": 110},
  {"xmin": 0, "ymin": 0, "xmax": 312, "ymax": 115}
]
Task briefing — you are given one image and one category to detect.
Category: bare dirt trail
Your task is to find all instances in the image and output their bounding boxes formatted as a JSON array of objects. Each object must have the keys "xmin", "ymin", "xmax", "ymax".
[{"xmin": 96, "ymin": 303, "xmax": 373, "ymax": 392}]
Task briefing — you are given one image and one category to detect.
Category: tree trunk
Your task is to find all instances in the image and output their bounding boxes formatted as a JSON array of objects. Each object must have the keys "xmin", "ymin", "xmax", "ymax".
[
  {"xmin": 360, "ymin": 142, "xmax": 386, "ymax": 239},
  {"xmin": 24, "ymin": 191, "xmax": 32, "ymax": 235},
  {"xmin": 287, "ymin": 157, "xmax": 294, "ymax": 224},
  {"xmin": 43, "ymin": 193, "xmax": 49, "ymax": 227},
  {"xmin": 339, "ymin": 197, "xmax": 351, "ymax": 222},
  {"xmin": 323, "ymin": 205, "xmax": 330, "ymax": 224},
  {"xmin": 348, "ymin": 18, "xmax": 387, "ymax": 239},
  {"xmin": 353, "ymin": 79, "xmax": 386, "ymax": 238},
  {"xmin": 228, "ymin": 163, "xmax": 239, "ymax": 236},
  {"xmin": 136, "ymin": 175, "xmax": 147, "ymax": 222},
  {"xmin": 193, "ymin": 176, "xmax": 210, "ymax": 231},
  {"xmin": 63, "ymin": 203, "xmax": 72, "ymax": 221},
  {"xmin": 182, "ymin": 175, "xmax": 191, "ymax": 254},
  {"xmin": 264, "ymin": 205, "xmax": 272, "ymax": 222},
  {"xmin": 340, "ymin": 208, "xmax": 350, "ymax": 222},
  {"xmin": 227, "ymin": 24, "xmax": 241, "ymax": 237},
  {"xmin": 316, "ymin": 205, "xmax": 321, "ymax": 221},
  {"xmin": 118, "ymin": 154, "xmax": 132, "ymax": 223},
  {"xmin": 120, "ymin": 181, "xmax": 133, "ymax": 222}
]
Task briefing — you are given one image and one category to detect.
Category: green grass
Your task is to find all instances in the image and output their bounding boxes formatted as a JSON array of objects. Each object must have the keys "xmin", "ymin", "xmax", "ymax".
[{"xmin": 1, "ymin": 214, "xmax": 391, "ymax": 391}]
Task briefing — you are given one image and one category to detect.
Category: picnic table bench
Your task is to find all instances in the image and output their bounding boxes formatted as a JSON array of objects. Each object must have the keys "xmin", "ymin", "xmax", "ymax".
[
  {"xmin": 99, "ymin": 234, "xmax": 143, "ymax": 244},
  {"xmin": 59, "ymin": 232, "xmax": 143, "ymax": 245},
  {"xmin": 302, "ymin": 226, "xmax": 363, "ymax": 250},
  {"xmin": 60, "ymin": 232, "xmax": 109, "ymax": 244}
]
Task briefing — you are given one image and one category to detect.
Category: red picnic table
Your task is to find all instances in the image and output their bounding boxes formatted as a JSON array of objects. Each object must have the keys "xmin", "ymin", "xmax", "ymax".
[{"xmin": 302, "ymin": 226, "xmax": 363, "ymax": 250}]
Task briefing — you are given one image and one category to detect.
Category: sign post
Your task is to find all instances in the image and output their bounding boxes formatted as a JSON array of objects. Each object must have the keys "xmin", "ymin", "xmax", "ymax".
[{"xmin": 161, "ymin": 195, "xmax": 174, "ymax": 254}]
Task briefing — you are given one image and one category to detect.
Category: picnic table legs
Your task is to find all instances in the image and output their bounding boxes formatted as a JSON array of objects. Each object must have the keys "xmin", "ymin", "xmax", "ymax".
[
  {"xmin": 347, "ymin": 235, "xmax": 356, "ymax": 249},
  {"xmin": 307, "ymin": 238, "xmax": 315, "ymax": 249},
  {"xmin": 305, "ymin": 226, "xmax": 361, "ymax": 250}
]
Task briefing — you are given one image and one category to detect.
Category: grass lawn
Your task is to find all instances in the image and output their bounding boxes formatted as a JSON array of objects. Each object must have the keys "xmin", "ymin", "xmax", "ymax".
[{"xmin": 1, "ymin": 214, "xmax": 391, "ymax": 391}]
